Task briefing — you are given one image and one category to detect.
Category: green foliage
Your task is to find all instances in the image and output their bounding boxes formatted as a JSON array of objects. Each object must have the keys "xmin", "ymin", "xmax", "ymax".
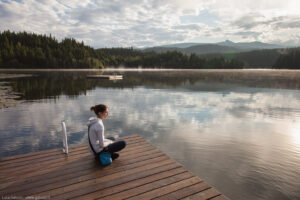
[
  {"xmin": 98, "ymin": 49, "xmax": 244, "ymax": 69},
  {"xmin": 273, "ymin": 48, "xmax": 300, "ymax": 69},
  {"xmin": 235, "ymin": 49, "xmax": 281, "ymax": 68},
  {"xmin": 0, "ymin": 30, "xmax": 103, "ymax": 69}
]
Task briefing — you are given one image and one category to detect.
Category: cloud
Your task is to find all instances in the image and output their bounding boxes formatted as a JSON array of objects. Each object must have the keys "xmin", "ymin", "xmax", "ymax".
[
  {"xmin": 1, "ymin": 0, "xmax": 300, "ymax": 47},
  {"xmin": 233, "ymin": 31, "xmax": 262, "ymax": 39},
  {"xmin": 232, "ymin": 13, "xmax": 265, "ymax": 29},
  {"xmin": 172, "ymin": 24, "xmax": 202, "ymax": 31},
  {"xmin": 272, "ymin": 16, "xmax": 300, "ymax": 29}
]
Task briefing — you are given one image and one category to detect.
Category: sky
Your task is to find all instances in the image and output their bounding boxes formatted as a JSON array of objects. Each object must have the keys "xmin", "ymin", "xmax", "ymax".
[{"xmin": 1, "ymin": 0, "xmax": 300, "ymax": 48}]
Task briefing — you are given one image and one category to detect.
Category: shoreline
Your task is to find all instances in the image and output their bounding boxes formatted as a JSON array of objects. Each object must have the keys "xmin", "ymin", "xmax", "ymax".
[
  {"xmin": 0, "ymin": 82, "xmax": 24, "ymax": 109},
  {"xmin": 0, "ymin": 74, "xmax": 31, "ymax": 109},
  {"xmin": 0, "ymin": 73, "xmax": 33, "ymax": 79}
]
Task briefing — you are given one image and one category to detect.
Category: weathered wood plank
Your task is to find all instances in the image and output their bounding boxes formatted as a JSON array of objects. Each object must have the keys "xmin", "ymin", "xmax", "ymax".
[
  {"xmin": 0, "ymin": 146, "xmax": 87, "ymax": 167},
  {"xmin": 34, "ymin": 160, "xmax": 177, "ymax": 197},
  {"xmin": 125, "ymin": 176, "xmax": 202, "ymax": 200},
  {"xmin": 0, "ymin": 142, "xmax": 155, "ymax": 185},
  {"xmin": 0, "ymin": 134, "xmax": 143, "ymax": 166},
  {"xmin": 0, "ymin": 149, "xmax": 164, "ymax": 194},
  {"xmin": 155, "ymin": 182, "xmax": 212, "ymax": 200},
  {"xmin": 0, "ymin": 145, "xmax": 158, "ymax": 188},
  {"xmin": 0, "ymin": 137, "xmax": 150, "ymax": 177},
  {"xmin": 71, "ymin": 167, "xmax": 187, "ymax": 200},
  {"xmin": 99, "ymin": 172, "xmax": 196, "ymax": 200},
  {"xmin": 56, "ymin": 165, "xmax": 186, "ymax": 199},
  {"xmin": 210, "ymin": 194, "xmax": 231, "ymax": 200},
  {"xmin": 179, "ymin": 187, "xmax": 221, "ymax": 200}
]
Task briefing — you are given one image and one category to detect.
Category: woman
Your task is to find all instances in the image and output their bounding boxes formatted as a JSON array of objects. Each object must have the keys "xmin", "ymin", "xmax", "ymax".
[{"xmin": 87, "ymin": 104, "xmax": 126, "ymax": 162}]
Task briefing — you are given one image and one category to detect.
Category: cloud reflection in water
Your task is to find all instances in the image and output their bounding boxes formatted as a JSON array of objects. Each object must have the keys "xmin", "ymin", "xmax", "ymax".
[{"xmin": 0, "ymin": 79, "xmax": 300, "ymax": 200}]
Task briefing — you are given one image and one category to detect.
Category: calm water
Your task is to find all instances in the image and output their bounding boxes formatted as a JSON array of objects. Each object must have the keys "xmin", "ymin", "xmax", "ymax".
[{"xmin": 0, "ymin": 69, "xmax": 300, "ymax": 200}]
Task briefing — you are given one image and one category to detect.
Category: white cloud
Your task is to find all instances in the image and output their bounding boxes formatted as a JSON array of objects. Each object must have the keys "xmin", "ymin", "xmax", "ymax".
[{"xmin": 1, "ymin": 0, "xmax": 300, "ymax": 47}]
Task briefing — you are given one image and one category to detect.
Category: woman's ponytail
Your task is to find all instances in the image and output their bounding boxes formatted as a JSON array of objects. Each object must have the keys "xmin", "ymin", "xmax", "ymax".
[
  {"xmin": 90, "ymin": 104, "xmax": 107, "ymax": 116},
  {"xmin": 90, "ymin": 106, "xmax": 95, "ymax": 112}
]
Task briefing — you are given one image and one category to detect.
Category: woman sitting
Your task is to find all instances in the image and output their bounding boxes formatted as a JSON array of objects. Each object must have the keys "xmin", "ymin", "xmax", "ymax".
[{"xmin": 87, "ymin": 104, "xmax": 126, "ymax": 162}]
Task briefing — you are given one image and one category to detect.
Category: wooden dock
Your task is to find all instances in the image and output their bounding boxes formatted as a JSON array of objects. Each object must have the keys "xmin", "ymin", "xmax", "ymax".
[{"xmin": 0, "ymin": 134, "xmax": 230, "ymax": 200}]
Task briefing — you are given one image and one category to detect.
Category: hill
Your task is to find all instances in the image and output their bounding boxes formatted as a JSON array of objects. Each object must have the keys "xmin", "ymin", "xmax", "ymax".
[
  {"xmin": 217, "ymin": 40, "xmax": 283, "ymax": 50},
  {"xmin": 144, "ymin": 40, "xmax": 284, "ymax": 55},
  {"xmin": 203, "ymin": 49, "xmax": 281, "ymax": 68},
  {"xmin": 202, "ymin": 47, "xmax": 300, "ymax": 69}
]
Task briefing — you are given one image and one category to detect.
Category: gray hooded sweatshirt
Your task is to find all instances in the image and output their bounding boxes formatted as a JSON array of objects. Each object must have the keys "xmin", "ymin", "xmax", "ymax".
[{"xmin": 87, "ymin": 117, "xmax": 112, "ymax": 154}]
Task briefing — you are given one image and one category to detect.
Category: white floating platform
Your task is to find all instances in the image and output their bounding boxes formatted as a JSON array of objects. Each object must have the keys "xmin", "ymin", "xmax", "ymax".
[{"xmin": 86, "ymin": 75, "xmax": 123, "ymax": 80}]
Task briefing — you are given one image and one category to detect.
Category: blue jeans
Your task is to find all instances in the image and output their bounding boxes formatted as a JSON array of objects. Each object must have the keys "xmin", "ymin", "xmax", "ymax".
[{"xmin": 103, "ymin": 137, "xmax": 126, "ymax": 154}]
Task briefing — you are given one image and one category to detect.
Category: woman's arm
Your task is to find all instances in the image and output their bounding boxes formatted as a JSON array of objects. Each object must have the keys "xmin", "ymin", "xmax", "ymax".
[
  {"xmin": 89, "ymin": 123, "xmax": 105, "ymax": 153},
  {"xmin": 96, "ymin": 123, "xmax": 105, "ymax": 150},
  {"xmin": 103, "ymin": 138, "xmax": 113, "ymax": 147}
]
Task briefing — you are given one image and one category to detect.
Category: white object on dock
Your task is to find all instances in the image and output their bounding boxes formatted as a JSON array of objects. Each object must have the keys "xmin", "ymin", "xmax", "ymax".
[
  {"xmin": 86, "ymin": 75, "xmax": 123, "ymax": 80},
  {"xmin": 61, "ymin": 121, "xmax": 69, "ymax": 154}
]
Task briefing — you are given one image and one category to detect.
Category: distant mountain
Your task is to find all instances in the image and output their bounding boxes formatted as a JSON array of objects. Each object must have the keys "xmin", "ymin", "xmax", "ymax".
[
  {"xmin": 183, "ymin": 44, "xmax": 242, "ymax": 54},
  {"xmin": 144, "ymin": 44, "xmax": 248, "ymax": 55},
  {"xmin": 144, "ymin": 40, "xmax": 284, "ymax": 55},
  {"xmin": 217, "ymin": 40, "xmax": 283, "ymax": 50},
  {"xmin": 143, "ymin": 46, "xmax": 180, "ymax": 54},
  {"xmin": 159, "ymin": 43, "xmax": 205, "ymax": 48}
]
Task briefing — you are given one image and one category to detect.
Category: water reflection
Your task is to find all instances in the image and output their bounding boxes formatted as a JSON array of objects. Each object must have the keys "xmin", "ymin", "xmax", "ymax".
[
  {"xmin": 0, "ymin": 70, "xmax": 300, "ymax": 200},
  {"xmin": 4, "ymin": 70, "xmax": 300, "ymax": 101}
]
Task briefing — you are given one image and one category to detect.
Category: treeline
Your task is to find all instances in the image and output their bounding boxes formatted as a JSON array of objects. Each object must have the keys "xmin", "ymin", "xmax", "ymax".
[
  {"xmin": 0, "ymin": 30, "xmax": 105, "ymax": 68},
  {"xmin": 0, "ymin": 30, "xmax": 270, "ymax": 69},
  {"xmin": 273, "ymin": 48, "xmax": 300, "ymax": 69},
  {"xmin": 99, "ymin": 49, "xmax": 245, "ymax": 69},
  {"xmin": 198, "ymin": 48, "xmax": 300, "ymax": 69}
]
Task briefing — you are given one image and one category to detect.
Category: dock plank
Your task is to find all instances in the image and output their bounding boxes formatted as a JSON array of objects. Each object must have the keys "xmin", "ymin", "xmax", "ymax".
[
  {"xmin": 0, "ymin": 134, "xmax": 140, "ymax": 163},
  {"xmin": 34, "ymin": 160, "xmax": 176, "ymax": 197},
  {"xmin": 155, "ymin": 182, "xmax": 212, "ymax": 200},
  {"xmin": 0, "ymin": 136, "xmax": 147, "ymax": 177},
  {"xmin": 0, "ymin": 141, "xmax": 152, "ymax": 176},
  {"xmin": 0, "ymin": 134, "xmax": 230, "ymax": 200},
  {"xmin": 72, "ymin": 167, "xmax": 187, "ymax": 200},
  {"xmin": 2, "ymin": 151, "xmax": 166, "ymax": 195},
  {"xmin": 210, "ymin": 194, "xmax": 231, "ymax": 200},
  {"xmin": 0, "ymin": 146, "xmax": 159, "ymax": 189}
]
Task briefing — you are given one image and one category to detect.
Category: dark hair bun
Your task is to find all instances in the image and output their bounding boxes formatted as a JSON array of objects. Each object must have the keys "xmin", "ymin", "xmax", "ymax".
[
  {"xmin": 90, "ymin": 104, "xmax": 108, "ymax": 116},
  {"xmin": 90, "ymin": 106, "xmax": 95, "ymax": 111}
]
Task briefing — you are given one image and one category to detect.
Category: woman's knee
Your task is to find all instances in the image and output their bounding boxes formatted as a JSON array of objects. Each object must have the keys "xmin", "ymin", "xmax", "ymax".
[
  {"xmin": 116, "ymin": 140, "xmax": 126, "ymax": 151},
  {"xmin": 120, "ymin": 140, "xmax": 126, "ymax": 149},
  {"xmin": 107, "ymin": 140, "xmax": 126, "ymax": 152}
]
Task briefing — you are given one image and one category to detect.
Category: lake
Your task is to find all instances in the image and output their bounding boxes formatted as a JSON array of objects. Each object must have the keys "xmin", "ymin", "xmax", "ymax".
[{"xmin": 0, "ymin": 69, "xmax": 300, "ymax": 200}]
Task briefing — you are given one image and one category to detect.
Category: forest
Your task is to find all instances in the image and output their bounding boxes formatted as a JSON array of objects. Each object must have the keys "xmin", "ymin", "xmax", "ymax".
[
  {"xmin": 0, "ymin": 30, "xmax": 243, "ymax": 69},
  {"xmin": 272, "ymin": 48, "xmax": 300, "ymax": 69},
  {"xmin": 0, "ymin": 31, "xmax": 104, "ymax": 69},
  {"xmin": 0, "ymin": 30, "xmax": 299, "ymax": 69}
]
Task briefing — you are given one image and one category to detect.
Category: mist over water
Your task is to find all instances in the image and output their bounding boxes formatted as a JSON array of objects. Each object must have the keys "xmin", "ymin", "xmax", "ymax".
[{"xmin": 0, "ymin": 69, "xmax": 300, "ymax": 200}]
